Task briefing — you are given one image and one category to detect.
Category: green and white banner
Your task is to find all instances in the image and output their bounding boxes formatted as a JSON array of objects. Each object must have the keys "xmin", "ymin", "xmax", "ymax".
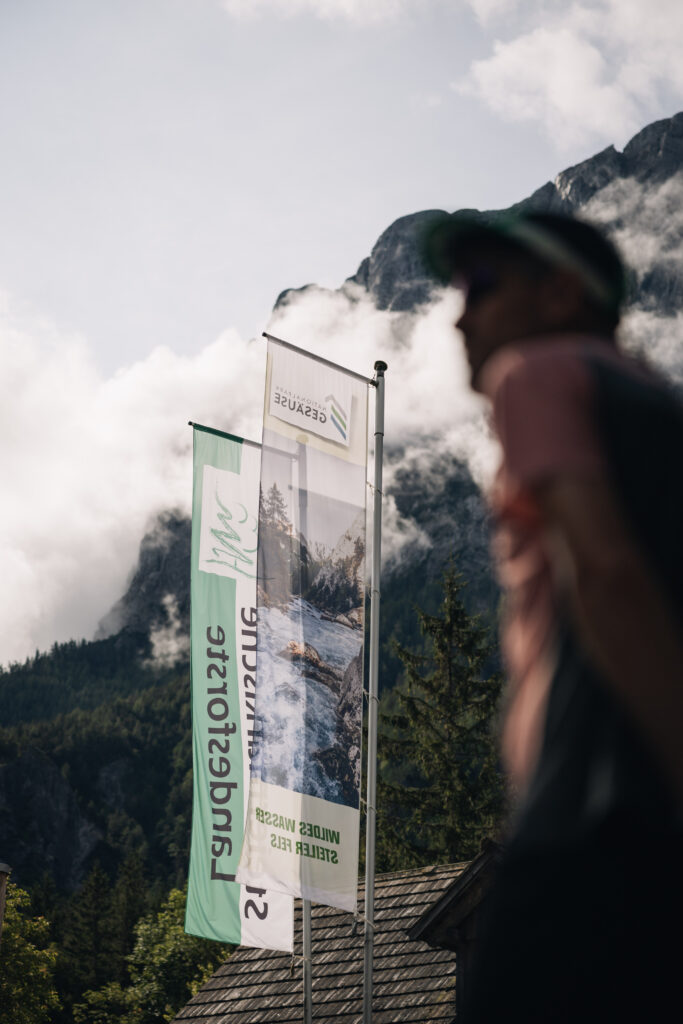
[
  {"xmin": 186, "ymin": 424, "xmax": 293, "ymax": 951},
  {"xmin": 237, "ymin": 338, "xmax": 368, "ymax": 913}
]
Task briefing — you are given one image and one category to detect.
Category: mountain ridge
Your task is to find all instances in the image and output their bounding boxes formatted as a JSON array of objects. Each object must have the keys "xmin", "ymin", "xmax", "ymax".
[{"xmin": 104, "ymin": 110, "xmax": 683, "ymax": 650}]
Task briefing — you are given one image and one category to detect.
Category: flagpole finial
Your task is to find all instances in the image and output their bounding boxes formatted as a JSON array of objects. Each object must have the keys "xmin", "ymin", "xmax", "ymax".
[{"xmin": 374, "ymin": 361, "xmax": 388, "ymax": 375}]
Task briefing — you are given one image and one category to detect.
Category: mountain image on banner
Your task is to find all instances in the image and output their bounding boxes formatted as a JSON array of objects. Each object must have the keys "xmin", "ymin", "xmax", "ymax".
[
  {"xmin": 252, "ymin": 446, "xmax": 365, "ymax": 809},
  {"xmin": 306, "ymin": 508, "xmax": 366, "ymax": 626}
]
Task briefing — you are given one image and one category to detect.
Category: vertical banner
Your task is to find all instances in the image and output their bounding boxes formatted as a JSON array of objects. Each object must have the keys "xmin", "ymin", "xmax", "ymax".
[
  {"xmin": 186, "ymin": 424, "xmax": 293, "ymax": 951},
  {"xmin": 237, "ymin": 339, "xmax": 369, "ymax": 912}
]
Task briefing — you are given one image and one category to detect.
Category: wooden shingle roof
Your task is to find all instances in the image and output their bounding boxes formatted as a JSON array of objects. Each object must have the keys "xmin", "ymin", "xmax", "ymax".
[{"xmin": 173, "ymin": 863, "xmax": 465, "ymax": 1023}]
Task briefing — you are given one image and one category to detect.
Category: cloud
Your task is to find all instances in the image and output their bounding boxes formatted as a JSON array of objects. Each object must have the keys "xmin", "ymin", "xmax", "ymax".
[
  {"xmin": 619, "ymin": 309, "xmax": 683, "ymax": 388},
  {"xmin": 583, "ymin": 171, "xmax": 683, "ymax": 279},
  {"xmin": 460, "ymin": 26, "xmax": 639, "ymax": 149},
  {"xmin": 578, "ymin": 169, "xmax": 683, "ymax": 385},
  {"xmin": 0, "ymin": 302, "xmax": 265, "ymax": 666},
  {"xmin": 580, "ymin": 172, "xmax": 683, "ymax": 388},
  {"xmin": 221, "ymin": 0, "xmax": 520, "ymax": 25},
  {"xmin": 464, "ymin": 0, "xmax": 519, "ymax": 25},
  {"xmin": 145, "ymin": 594, "xmax": 190, "ymax": 669},
  {"xmin": 457, "ymin": 0, "xmax": 683, "ymax": 148},
  {"xmin": 569, "ymin": 169, "xmax": 683, "ymax": 385},
  {"xmin": 221, "ymin": 0, "xmax": 431, "ymax": 25},
  {"xmin": 381, "ymin": 489, "xmax": 432, "ymax": 567}
]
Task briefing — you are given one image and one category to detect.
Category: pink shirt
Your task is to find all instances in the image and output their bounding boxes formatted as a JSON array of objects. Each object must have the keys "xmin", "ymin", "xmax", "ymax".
[{"xmin": 479, "ymin": 336, "xmax": 626, "ymax": 791}]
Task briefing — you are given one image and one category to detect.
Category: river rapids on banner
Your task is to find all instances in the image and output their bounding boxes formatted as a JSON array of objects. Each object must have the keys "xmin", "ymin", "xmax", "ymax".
[{"xmin": 250, "ymin": 597, "xmax": 363, "ymax": 808}]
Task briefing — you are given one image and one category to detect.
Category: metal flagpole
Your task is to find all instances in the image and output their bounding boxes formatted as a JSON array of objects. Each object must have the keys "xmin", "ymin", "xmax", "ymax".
[
  {"xmin": 303, "ymin": 898, "xmax": 313, "ymax": 1024},
  {"xmin": 363, "ymin": 360, "xmax": 387, "ymax": 1024},
  {"xmin": 297, "ymin": 436, "xmax": 313, "ymax": 1024}
]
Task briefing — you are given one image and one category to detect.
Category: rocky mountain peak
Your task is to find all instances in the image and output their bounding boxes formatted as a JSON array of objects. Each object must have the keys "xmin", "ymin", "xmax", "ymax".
[
  {"xmin": 521, "ymin": 112, "xmax": 683, "ymax": 214},
  {"xmin": 551, "ymin": 145, "xmax": 624, "ymax": 208},
  {"xmin": 345, "ymin": 209, "xmax": 446, "ymax": 313},
  {"xmin": 622, "ymin": 111, "xmax": 683, "ymax": 184},
  {"xmin": 96, "ymin": 509, "xmax": 190, "ymax": 648}
]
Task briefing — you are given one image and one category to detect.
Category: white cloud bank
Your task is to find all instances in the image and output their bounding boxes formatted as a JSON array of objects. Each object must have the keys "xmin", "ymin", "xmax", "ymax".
[
  {"xmin": 581, "ymin": 172, "xmax": 683, "ymax": 388},
  {"xmin": 458, "ymin": 0, "xmax": 683, "ymax": 148},
  {"xmin": 583, "ymin": 172, "xmax": 683, "ymax": 279},
  {"xmin": 0, "ymin": 302, "xmax": 266, "ymax": 666},
  {"xmin": 0, "ymin": 281, "xmax": 495, "ymax": 667}
]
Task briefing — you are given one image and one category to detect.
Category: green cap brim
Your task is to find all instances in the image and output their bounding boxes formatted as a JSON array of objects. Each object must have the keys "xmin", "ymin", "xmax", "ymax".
[
  {"xmin": 421, "ymin": 212, "xmax": 517, "ymax": 284},
  {"xmin": 421, "ymin": 210, "xmax": 624, "ymax": 315}
]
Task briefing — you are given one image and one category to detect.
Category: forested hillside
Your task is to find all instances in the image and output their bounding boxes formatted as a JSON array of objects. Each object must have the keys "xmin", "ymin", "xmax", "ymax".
[{"xmin": 0, "ymin": 651, "xmax": 194, "ymax": 1022}]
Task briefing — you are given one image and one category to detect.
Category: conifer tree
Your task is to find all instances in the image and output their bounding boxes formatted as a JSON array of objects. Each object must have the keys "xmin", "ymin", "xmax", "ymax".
[
  {"xmin": 110, "ymin": 853, "xmax": 148, "ymax": 985},
  {"xmin": 60, "ymin": 862, "xmax": 115, "ymax": 1002},
  {"xmin": 257, "ymin": 482, "xmax": 294, "ymax": 605},
  {"xmin": 377, "ymin": 567, "xmax": 504, "ymax": 871},
  {"xmin": 263, "ymin": 483, "xmax": 290, "ymax": 529}
]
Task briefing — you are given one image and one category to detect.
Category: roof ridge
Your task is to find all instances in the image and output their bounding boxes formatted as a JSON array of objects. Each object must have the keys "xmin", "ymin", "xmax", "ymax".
[{"xmin": 368, "ymin": 861, "xmax": 469, "ymax": 883}]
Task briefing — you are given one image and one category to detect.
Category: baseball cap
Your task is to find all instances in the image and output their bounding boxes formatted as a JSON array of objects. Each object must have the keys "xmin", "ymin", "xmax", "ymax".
[{"xmin": 422, "ymin": 209, "xmax": 625, "ymax": 318}]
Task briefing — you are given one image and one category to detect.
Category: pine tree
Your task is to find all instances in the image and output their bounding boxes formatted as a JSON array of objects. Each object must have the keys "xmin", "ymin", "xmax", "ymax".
[
  {"xmin": 59, "ymin": 862, "xmax": 115, "ymax": 1004},
  {"xmin": 257, "ymin": 482, "xmax": 294, "ymax": 606},
  {"xmin": 109, "ymin": 853, "xmax": 149, "ymax": 985},
  {"xmin": 263, "ymin": 483, "xmax": 290, "ymax": 529},
  {"xmin": 377, "ymin": 566, "xmax": 504, "ymax": 871}
]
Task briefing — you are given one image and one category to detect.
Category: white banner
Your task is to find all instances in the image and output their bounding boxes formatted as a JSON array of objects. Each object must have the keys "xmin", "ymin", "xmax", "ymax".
[
  {"xmin": 237, "ymin": 340, "xmax": 369, "ymax": 912},
  {"xmin": 268, "ymin": 343, "xmax": 354, "ymax": 448}
]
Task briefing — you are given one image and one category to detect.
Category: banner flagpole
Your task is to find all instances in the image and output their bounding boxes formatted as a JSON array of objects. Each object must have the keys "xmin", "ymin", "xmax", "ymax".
[
  {"xmin": 296, "ymin": 434, "xmax": 313, "ymax": 1024},
  {"xmin": 303, "ymin": 898, "xmax": 313, "ymax": 1024},
  {"xmin": 363, "ymin": 360, "xmax": 387, "ymax": 1024}
]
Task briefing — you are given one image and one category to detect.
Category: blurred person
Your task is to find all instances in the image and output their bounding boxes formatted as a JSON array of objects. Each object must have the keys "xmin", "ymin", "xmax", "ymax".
[{"xmin": 424, "ymin": 210, "xmax": 683, "ymax": 1022}]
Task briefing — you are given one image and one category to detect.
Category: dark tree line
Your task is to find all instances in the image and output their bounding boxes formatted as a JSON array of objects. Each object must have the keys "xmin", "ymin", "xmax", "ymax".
[{"xmin": 375, "ymin": 566, "xmax": 505, "ymax": 871}]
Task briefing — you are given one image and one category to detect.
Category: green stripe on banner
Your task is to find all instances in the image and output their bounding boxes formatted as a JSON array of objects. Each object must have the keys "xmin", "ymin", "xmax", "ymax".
[
  {"xmin": 185, "ymin": 427, "xmax": 244, "ymax": 943},
  {"xmin": 331, "ymin": 405, "xmax": 346, "ymax": 431}
]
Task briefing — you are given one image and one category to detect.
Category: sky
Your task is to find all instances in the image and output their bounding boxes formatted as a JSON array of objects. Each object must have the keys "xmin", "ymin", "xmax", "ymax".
[{"xmin": 1, "ymin": 0, "xmax": 682, "ymax": 666}]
